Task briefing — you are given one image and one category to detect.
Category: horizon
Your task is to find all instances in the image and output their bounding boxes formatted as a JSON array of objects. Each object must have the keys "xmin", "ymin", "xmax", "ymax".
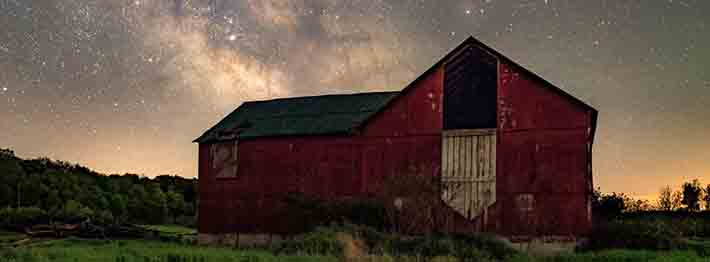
[{"xmin": 2, "ymin": 1, "xmax": 709, "ymax": 200}]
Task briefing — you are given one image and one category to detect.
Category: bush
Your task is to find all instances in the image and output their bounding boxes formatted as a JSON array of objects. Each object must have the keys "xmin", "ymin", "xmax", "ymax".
[
  {"xmin": 94, "ymin": 210, "xmax": 114, "ymax": 225},
  {"xmin": 583, "ymin": 219, "xmax": 685, "ymax": 251},
  {"xmin": 386, "ymin": 233, "xmax": 513, "ymax": 260},
  {"xmin": 449, "ymin": 233, "xmax": 518, "ymax": 260},
  {"xmin": 273, "ymin": 227, "xmax": 344, "ymax": 256},
  {"xmin": 174, "ymin": 215, "xmax": 196, "ymax": 228},
  {"xmin": 0, "ymin": 207, "xmax": 48, "ymax": 228},
  {"xmin": 280, "ymin": 193, "xmax": 390, "ymax": 233},
  {"xmin": 57, "ymin": 200, "xmax": 93, "ymax": 223},
  {"xmin": 282, "ymin": 224, "xmax": 518, "ymax": 260}
]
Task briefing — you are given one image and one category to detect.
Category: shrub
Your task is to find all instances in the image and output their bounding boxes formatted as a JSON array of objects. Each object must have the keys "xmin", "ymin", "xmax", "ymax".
[
  {"xmin": 583, "ymin": 219, "xmax": 685, "ymax": 251},
  {"xmin": 273, "ymin": 227, "xmax": 344, "ymax": 256},
  {"xmin": 308, "ymin": 224, "xmax": 517, "ymax": 260},
  {"xmin": 0, "ymin": 207, "xmax": 48, "ymax": 228},
  {"xmin": 174, "ymin": 215, "xmax": 196, "ymax": 228},
  {"xmin": 280, "ymin": 193, "xmax": 390, "ymax": 233},
  {"xmin": 449, "ymin": 233, "xmax": 517, "ymax": 260},
  {"xmin": 330, "ymin": 198, "xmax": 389, "ymax": 230},
  {"xmin": 94, "ymin": 210, "xmax": 114, "ymax": 225},
  {"xmin": 385, "ymin": 233, "xmax": 513, "ymax": 260}
]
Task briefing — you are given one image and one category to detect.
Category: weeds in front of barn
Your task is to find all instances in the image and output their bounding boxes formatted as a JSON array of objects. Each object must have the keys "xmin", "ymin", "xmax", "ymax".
[
  {"xmin": 5, "ymin": 226, "xmax": 710, "ymax": 262},
  {"xmin": 0, "ymin": 237, "xmax": 336, "ymax": 262}
]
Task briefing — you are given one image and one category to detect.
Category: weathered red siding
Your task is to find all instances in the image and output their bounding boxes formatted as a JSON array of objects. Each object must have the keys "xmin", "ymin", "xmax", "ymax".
[
  {"xmin": 362, "ymin": 68, "xmax": 443, "ymax": 136},
  {"xmin": 494, "ymin": 61, "xmax": 594, "ymax": 237}
]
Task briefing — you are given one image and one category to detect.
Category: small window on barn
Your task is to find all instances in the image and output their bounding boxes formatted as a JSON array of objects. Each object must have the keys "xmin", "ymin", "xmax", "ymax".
[
  {"xmin": 212, "ymin": 140, "xmax": 239, "ymax": 178},
  {"xmin": 516, "ymin": 193, "xmax": 535, "ymax": 212}
]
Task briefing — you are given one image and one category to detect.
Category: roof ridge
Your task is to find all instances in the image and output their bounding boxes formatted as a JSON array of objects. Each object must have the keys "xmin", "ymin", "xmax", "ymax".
[
  {"xmin": 238, "ymin": 110, "xmax": 381, "ymax": 121},
  {"xmin": 245, "ymin": 91, "xmax": 400, "ymax": 104}
]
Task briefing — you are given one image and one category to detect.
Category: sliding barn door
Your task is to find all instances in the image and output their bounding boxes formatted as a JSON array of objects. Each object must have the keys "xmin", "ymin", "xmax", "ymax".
[{"xmin": 441, "ymin": 129, "xmax": 496, "ymax": 220}]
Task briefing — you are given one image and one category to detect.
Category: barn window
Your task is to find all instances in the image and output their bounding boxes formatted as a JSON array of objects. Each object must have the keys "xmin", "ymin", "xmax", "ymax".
[
  {"xmin": 212, "ymin": 140, "xmax": 239, "ymax": 178},
  {"xmin": 516, "ymin": 193, "xmax": 535, "ymax": 212}
]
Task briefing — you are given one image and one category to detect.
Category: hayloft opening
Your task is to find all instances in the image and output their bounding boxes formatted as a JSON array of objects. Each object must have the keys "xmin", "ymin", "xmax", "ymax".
[{"xmin": 443, "ymin": 44, "xmax": 498, "ymax": 130}]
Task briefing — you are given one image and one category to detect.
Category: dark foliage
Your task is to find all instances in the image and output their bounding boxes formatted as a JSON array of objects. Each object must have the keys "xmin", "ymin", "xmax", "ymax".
[
  {"xmin": 615, "ymin": 211, "xmax": 710, "ymax": 238},
  {"xmin": 0, "ymin": 148, "xmax": 197, "ymax": 228},
  {"xmin": 280, "ymin": 193, "xmax": 390, "ymax": 232},
  {"xmin": 584, "ymin": 219, "xmax": 685, "ymax": 251},
  {"xmin": 682, "ymin": 179, "xmax": 703, "ymax": 212},
  {"xmin": 591, "ymin": 189, "xmax": 632, "ymax": 218},
  {"xmin": 273, "ymin": 224, "xmax": 516, "ymax": 260},
  {"xmin": 272, "ymin": 227, "xmax": 344, "ymax": 256}
]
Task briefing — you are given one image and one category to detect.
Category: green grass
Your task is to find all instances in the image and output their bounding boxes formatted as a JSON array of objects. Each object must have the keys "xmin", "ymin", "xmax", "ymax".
[
  {"xmin": 508, "ymin": 249, "xmax": 705, "ymax": 262},
  {"xmin": 0, "ymin": 231, "xmax": 25, "ymax": 247},
  {"xmin": 141, "ymin": 225, "xmax": 196, "ymax": 235},
  {"xmin": 0, "ymin": 238, "xmax": 337, "ymax": 262},
  {"xmin": 3, "ymin": 237, "xmax": 710, "ymax": 262},
  {"xmin": 358, "ymin": 250, "xmax": 707, "ymax": 261}
]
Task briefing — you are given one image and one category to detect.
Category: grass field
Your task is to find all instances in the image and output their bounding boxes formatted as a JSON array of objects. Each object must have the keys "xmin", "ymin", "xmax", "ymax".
[
  {"xmin": 140, "ymin": 225, "xmax": 196, "ymax": 236},
  {"xmin": 2, "ymin": 239, "xmax": 709, "ymax": 262},
  {"xmin": 0, "ymin": 238, "xmax": 337, "ymax": 262},
  {"xmin": 3, "ymin": 226, "xmax": 710, "ymax": 262},
  {"xmin": 0, "ymin": 231, "xmax": 24, "ymax": 247}
]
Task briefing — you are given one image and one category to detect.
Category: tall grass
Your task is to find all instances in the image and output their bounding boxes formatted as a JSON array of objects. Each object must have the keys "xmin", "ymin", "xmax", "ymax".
[
  {"xmin": 273, "ymin": 224, "xmax": 517, "ymax": 261},
  {"xmin": 507, "ymin": 250, "xmax": 705, "ymax": 262},
  {"xmin": 0, "ymin": 238, "xmax": 336, "ymax": 262}
]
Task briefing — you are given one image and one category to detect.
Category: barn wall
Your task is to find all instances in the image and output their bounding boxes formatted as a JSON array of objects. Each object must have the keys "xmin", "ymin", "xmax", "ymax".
[
  {"xmin": 362, "ymin": 67, "xmax": 443, "ymax": 136},
  {"xmin": 197, "ymin": 143, "xmax": 211, "ymax": 233},
  {"xmin": 495, "ymin": 61, "xmax": 594, "ymax": 237}
]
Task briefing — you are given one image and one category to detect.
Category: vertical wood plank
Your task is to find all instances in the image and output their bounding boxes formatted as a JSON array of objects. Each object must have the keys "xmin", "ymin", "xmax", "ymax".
[{"xmin": 442, "ymin": 136, "xmax": 449, "ymax": 179}]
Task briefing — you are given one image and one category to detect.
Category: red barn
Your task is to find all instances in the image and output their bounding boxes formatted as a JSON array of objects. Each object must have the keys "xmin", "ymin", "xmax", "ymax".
[{"xmin": 194, "ymin": 37, "xmax": 598, "ymax": 245}]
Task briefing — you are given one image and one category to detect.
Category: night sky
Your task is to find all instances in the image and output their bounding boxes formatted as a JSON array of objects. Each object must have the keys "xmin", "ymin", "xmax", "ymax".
[{"xmin": 1, "ymin": 1, "xmax": 708, "ymax": 199}]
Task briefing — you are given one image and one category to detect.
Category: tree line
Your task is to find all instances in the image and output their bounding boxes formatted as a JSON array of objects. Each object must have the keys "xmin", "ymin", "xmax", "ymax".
[
  {"xmin": 0, "ymin": 148, "xmax": 197, "ymax": 227},
  {"xmin": 594, "ymin": 179, "xmax": 710, "ymax": 216}
]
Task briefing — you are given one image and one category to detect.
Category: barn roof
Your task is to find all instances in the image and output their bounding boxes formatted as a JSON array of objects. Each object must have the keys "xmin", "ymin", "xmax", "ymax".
[{"xmin": 194, "ymin": 91, "xmax": 399, "ymax": 143}]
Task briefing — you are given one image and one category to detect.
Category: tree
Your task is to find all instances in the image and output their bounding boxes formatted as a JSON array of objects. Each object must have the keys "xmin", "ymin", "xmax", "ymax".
[
  {"xmin": 108, "ymin": 194, "xmax": 127, "ymax": 223},
  {"xmin": 681, "ymin": 179, "xmax": 703, "ymax": 211},
  {"xmin": 0, "ymin": 148, "xmax": 198, "ymax": 227},
  {"xmin": 166, "ymin": 191, "xmax": 186, "ymax": 223},
  {"xmin": 625, "ymin": 198, "xmax": 652, "ymax": 212},
  {"xmin": 0, "ymin": 148, "xmax": 15, "ymax": 159},
  {"xmin": 704, "ymin": 184, "xmax": 710, "ymax": 210},
  {"xmin": 671, "ymin": 190, "xmax": 683, "ymax": 210},
  {"xmin": 591, "ymin": 189, "xmax": 627, "ymax": 217},
  {"xmin": 658, "ymin": 185, "xmax": 673, "ymax": 211}
]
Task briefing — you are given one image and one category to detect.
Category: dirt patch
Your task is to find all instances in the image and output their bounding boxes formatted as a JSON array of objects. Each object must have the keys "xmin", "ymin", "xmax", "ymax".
[{"xmin": 336, "ymin": 232, "xmax": 367, "ymax": 261}]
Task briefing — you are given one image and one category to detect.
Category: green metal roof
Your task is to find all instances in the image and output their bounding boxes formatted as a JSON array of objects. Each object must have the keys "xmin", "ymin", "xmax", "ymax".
[{"xmin": 194, "ymin": 91, "xmax": 400, "ymax": 143}]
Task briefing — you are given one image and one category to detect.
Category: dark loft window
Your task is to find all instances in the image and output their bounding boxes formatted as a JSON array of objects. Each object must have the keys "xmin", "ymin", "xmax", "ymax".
[{"xmin": 444, "ymin": 45, "xmax": 498, "ymax": 130}]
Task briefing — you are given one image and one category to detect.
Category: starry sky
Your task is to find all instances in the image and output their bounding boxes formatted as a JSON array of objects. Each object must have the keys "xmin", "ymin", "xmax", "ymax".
[{"xmin": 1, "ymin": 0, "xmax": 709, "ymax": 199}]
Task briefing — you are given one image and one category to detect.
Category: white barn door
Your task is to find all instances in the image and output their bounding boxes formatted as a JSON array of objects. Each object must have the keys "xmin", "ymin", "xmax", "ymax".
[{"xmin": 441, "ymin": 129, "xmax": 496, "ymax": 220}]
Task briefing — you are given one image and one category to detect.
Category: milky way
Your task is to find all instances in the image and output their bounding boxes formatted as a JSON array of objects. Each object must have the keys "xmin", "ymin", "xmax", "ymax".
[{"xmin": 1, "ymin": 0, "xmax": 709, "ymax": 199}]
